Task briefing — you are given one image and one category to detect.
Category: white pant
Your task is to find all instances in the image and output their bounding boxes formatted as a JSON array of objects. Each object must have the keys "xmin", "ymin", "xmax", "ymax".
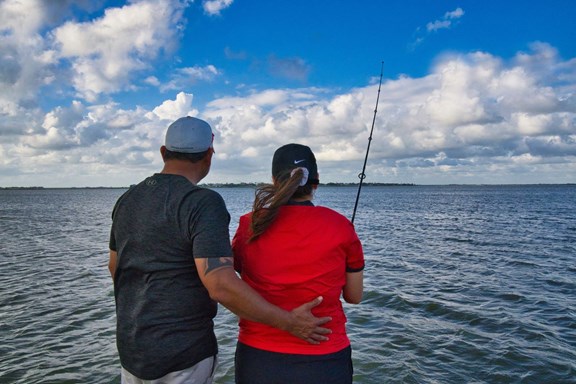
[{"xmin": 121, "ymin": 356, "xmax": 217, "ymax": 384}]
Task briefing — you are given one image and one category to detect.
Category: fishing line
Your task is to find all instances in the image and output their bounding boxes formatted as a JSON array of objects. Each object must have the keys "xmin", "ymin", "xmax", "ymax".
[{"xmin": 351, "ymin": 61, "xmax": 384, "ymax": 224}]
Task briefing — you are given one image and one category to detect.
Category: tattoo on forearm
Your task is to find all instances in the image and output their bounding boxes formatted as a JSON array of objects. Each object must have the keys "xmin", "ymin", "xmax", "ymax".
[{"xmin": 204, "ymin": 257, "xmax": 233, "ymax": 275}]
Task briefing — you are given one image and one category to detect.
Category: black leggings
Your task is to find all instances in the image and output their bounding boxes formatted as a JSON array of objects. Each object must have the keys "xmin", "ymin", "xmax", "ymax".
[{"xmin": 235, "ymin": 342, "xmax": 353, "ymax": 384}]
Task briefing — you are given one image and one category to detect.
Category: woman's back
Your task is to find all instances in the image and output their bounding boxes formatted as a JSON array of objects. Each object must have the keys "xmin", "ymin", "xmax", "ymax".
[{"xmin": 232, "ymin": 204, "xmax": 363, "ymax": 355}]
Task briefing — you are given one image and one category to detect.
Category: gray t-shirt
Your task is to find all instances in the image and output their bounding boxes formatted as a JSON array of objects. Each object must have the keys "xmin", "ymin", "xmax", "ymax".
[{"xmin": 109, "ymin": 173, "xmax": 232, "ymax": 380}]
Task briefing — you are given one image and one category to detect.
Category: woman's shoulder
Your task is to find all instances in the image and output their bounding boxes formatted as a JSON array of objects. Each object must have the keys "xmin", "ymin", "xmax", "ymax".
[
  {"xmin": 312, "ymin": 206, "xmax": 352, "ymax": 224},
  {"xmin": 237, "ymin": 211, "xmax": 253, "ymax": 225}
]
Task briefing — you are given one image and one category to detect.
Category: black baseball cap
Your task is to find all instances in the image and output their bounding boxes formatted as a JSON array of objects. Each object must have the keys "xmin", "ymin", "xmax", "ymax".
[{"xmin": 272, "ymin": 143, "xmax": 319, "ymax": 185}]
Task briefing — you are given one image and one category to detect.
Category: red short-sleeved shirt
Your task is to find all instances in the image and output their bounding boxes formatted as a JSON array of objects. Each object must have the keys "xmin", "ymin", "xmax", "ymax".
[{"xmin": 232, "ymin": 204, "xmax": 364, "ymax": 355}]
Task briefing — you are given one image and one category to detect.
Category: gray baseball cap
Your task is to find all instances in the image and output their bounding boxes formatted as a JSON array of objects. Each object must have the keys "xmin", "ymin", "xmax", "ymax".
[{"xmin": 165, "ymin": 116, "xmax": 214, "ymax": 153}]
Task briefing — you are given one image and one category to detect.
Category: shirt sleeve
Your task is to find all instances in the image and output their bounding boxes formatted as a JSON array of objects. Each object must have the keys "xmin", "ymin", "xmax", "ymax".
[
  {"xmin": 109, "ymin": 198, "xmax": 121, "ymax": 251},
  {"xmin": 109, "ymin": 228, "xmax": 117, "ymax": 251},
  {"xmin": 345, "ymin": 224, "xmax": 365, "ymax": 272},
  {"xmin": 190, "ymin": 190, "xmax": 233, "ymax": 259}
]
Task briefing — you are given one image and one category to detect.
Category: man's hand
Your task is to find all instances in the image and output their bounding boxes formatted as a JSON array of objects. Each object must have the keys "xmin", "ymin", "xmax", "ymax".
[
  {"xmin": 285, "ymin": 296, "xmax": 332, "ymax": 344},
  {"xmin": 196, "ymin": 259, "xmax": 332, "ymax": 344}
]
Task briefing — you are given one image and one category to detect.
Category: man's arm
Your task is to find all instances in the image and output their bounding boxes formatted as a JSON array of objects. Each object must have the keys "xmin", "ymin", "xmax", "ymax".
[
  {"xmin": 108, "ymin": 250, "xmax": 118, "ymax": 278},
  {"xmin": 195, "ymin": 256, "xmax": 332, "ymax": 344}
]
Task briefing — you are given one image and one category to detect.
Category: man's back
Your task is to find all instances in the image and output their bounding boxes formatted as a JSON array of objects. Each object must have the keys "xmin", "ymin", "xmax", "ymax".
[{"xmin": 109, "ymin": 173, "xmax": 231, "ymax": 380}]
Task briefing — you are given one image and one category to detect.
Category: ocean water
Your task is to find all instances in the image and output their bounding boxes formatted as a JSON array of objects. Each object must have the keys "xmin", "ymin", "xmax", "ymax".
[{"xmin": 0, "ymin": 185, "xmax": 574, "ymax": 383}]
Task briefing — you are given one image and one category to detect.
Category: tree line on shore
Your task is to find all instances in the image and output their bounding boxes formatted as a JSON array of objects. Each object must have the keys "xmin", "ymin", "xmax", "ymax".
[{"xmin": 1, "ymin": 182, "xmax": 416, "ymax": 190}]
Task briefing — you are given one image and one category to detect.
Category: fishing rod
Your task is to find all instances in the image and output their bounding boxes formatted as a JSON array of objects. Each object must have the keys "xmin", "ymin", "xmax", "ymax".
[{"xmin": 351, "ymin": 61, "xmax": 384, "ymax": 224}]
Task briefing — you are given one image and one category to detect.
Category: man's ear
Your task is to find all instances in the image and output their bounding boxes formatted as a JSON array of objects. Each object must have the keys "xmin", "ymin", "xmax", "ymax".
[{"xmin": 202, "ymin": 147, "xmax": 214, "ymax": 167}]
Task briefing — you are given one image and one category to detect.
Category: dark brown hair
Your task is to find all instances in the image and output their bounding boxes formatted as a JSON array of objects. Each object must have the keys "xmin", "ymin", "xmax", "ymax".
[
  {"xmin": 249, "ymin": 168, "xmax": 314, "ymax": 241},
  {"xmin": 163, "ymin": 148, "xmax": 210, "ymax": 163}
]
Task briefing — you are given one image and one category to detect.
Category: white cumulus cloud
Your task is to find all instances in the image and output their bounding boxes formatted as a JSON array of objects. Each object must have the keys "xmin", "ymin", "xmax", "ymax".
[
  {"xmin": 203, "ymin": 0, "xmax": 234, "ymax": 16},
  {"xmin": 51, "ymin": 0, "xmax": 188, "ymax": 101}
]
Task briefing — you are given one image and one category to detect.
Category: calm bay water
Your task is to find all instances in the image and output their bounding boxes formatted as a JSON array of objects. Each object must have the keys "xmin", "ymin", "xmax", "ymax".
[{"xmin": 0, "ymin": 185, "xmax": 574, "ymax": 383}]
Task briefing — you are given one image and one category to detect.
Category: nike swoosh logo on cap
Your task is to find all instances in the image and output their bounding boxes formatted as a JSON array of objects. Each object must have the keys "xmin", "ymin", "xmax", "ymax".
[{"xmin": 294, "ymin": 159, "xmax": 305, "ymax": 164}]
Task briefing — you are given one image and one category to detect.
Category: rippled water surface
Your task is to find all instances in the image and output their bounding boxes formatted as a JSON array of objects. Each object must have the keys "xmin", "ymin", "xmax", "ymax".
[{"xmin": 1, "ymin": 185, "xmax": 575, "ymax": 383}]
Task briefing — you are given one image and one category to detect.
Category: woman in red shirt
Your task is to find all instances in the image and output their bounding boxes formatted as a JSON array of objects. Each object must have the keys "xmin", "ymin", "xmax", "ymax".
[{"xmin": 232, "ymin": 143, "xmax": 365, "ymax": 384}]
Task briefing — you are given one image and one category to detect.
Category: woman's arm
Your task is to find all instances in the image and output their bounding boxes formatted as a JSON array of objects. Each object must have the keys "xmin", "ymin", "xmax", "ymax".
[{"xmin": 343, "ymin": 271, "xmax": 363, "ymax": 304}]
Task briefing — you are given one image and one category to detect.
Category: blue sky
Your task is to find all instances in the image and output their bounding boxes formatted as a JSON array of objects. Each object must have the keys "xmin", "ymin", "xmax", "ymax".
[{"xmin": 1, "ymin": 0, "xmax": 575, "ymax": 187}]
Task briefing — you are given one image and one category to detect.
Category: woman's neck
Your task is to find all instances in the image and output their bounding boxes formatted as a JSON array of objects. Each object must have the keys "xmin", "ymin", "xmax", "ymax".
[{"xmin": 290, "ymin": 194, "xmax": 313, "ymax": 202}]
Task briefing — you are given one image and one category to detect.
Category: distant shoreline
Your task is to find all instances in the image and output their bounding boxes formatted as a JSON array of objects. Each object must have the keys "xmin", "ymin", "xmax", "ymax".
[
  {"xmin": 1, "ymin": 183, "xmax": 575, "ymax": 190},
  {"xmin": 0, "ymin": 183, "xmax": 415, "ymax": 190}
]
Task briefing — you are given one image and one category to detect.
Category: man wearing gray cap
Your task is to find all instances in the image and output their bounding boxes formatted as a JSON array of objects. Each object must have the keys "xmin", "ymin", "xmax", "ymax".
[{"xmin": 109, "ymin": 116, "xmax": 331, "ymax": 383}]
